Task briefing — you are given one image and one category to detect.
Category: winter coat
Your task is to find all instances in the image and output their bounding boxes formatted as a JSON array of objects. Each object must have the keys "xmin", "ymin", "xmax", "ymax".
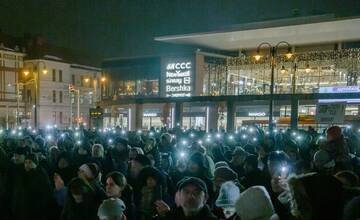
[
  {"xmin": 11, "ymin": 167, "xmax": 53, "ymax": 220},
  {"xmin": 159, "ymin": 205, "xmax": 218, "ymax": 220}
]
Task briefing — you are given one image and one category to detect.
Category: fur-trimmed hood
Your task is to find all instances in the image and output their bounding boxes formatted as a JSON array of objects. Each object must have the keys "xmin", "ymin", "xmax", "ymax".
[{"xmin": 288, "ymin": 172, "xmax": 344, "ymax": 220}]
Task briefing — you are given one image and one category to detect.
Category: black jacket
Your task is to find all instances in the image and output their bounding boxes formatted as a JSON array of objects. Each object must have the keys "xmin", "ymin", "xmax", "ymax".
[{"xmin": 160, "ymin": 205, "xmax": 218, "ymax": 220}]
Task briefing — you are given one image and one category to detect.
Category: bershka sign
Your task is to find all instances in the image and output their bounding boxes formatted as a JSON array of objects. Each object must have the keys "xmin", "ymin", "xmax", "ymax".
[{"xmin": 165, "ymin": 61, "xmax": 192, "ymax": 97}]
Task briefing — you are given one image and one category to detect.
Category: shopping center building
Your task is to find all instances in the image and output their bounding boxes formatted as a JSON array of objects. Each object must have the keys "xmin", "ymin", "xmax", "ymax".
[{"xmin": 100, "ymin": 15, "xmax": 360, "ymax": 131}]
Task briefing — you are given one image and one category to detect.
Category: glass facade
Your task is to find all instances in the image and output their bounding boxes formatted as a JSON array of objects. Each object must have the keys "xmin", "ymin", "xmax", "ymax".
[
  {"xmin": 114, "ymin": 79, "xmax": 159, "ymax": 96},
  {"xmin": 203, "ymin": 49, "xmax": 360, "ymax": 96}
]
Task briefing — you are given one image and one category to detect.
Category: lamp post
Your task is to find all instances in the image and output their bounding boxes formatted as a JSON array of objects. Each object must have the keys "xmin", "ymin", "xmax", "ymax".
[
  {"xmin": 23, "ymin": 61, "xmax": 48, "ymax": 128},
  {"xmin": 254, "ymin": 41, "xmax": 293, "ymax": 131}
]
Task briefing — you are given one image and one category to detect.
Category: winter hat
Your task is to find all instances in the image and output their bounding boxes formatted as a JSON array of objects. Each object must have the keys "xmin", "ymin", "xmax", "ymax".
[
  {"xmin": 133, "ymin": 154, "xmax": 151, "ymax": 167},
  {"xmin": 235, "ymin": 186, "xmax": 278, "ymax": 220},
  {"xmin": 177, "ymin": 177, "xmax": 208, "ymax": 195},
  {"xmin": 313, "ymin": 149, "xmax": 335, "ymax": 168},
  {"xmin": 79, "ymin": 163, "xmax": 99, "ymax": 180},
  {"xmin": 216, "ymin": 181, "xmax": 240, "ymax": 207},
  {"xmin": 215, "ymin": 161, "xmax": 229, "ymax": 169},
  {"xmin": 98, "ymin": 198, "xmax": 126, "ymax": 218},
  {"xmin": 25, "ymin": 153, "xmax": 38, "ymax": 165},
  {"xmin": 214, "ymin": 166, "xmax": 238, "ymax": 181},
  {"xmin": 114, "ymin": 137, "xmax": 129, "ymax": 146},
  {"xmin": 327, "ymin": 126, "xmax": 342, "ymax": 140},
  {"xmin": 189, "ymin": 152, "xmax": 208, "ymax": 169}
]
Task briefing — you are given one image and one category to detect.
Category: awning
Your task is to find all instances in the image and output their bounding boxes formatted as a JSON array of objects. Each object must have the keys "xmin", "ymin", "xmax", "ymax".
[{"xmin": 155, "ymin": 16, "xmax": 360, "ymax": 50}]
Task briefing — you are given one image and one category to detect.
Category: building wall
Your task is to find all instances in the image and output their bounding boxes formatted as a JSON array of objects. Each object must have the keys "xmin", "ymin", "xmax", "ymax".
[
  {"xmin": 0, "ymin": 49, "xmax": 25, "ymax": 128},
  {"xmin": 24, "ymin": 59, "xmax": 101, "ymax": 128}
]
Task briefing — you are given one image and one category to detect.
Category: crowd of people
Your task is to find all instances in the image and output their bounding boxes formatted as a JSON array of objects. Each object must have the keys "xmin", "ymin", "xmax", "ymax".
[{"xmin": 1, "ymin": 124, "xmax": 360, "ymax": 220}]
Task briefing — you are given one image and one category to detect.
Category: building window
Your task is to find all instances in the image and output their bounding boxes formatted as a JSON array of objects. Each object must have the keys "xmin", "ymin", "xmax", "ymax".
[
  {"xmin": 80, "ymin": 76, "xmax": 84, "ymax": 86},
  {"xmin": 59, "ymin": 91, "xmax": 63, "ymax": 103},
  {"xmin": 53, "ymin": 90, "xmax": 56, "ymax": 103},
  {"xmin": 72, "ymin": 74, "xmax": 75, "ymax": 85},
  {"xmin": 80, "ymin": 95, "xmax": 84, "ymax": 104},
  {"xmin": 27, "ymin": 89, "xmax": 31, "ymax": 103},
  {"xmin": 59, "ymin": 112, "xmax": 63, "ymax": 124},
  {"xmin": 59, "ymin": 70, "xmax": 63, "ymax": 82},
  {"xmin": 52, "ymin": 69, "xmax": 56, "ymax": 81},
  {"xmin": 70, "ymin": 92, "xmax": 75, "ymax": 104},
  {"xmin": 52, "ymin": 111, "xmax": 56, "ymax": 123}
]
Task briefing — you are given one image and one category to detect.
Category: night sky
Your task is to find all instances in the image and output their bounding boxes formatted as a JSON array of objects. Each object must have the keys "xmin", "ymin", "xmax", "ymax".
[{"xmin": 0, "ymin": 0, "xmax": 359, "ymax": 60}]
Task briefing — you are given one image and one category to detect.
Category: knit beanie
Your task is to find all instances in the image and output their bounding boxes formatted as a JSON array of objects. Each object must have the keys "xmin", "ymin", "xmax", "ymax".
[
  {"xmin": 215, "ymin": 161, "xmax": 229, "ymax": 169},
  {"xmin": 79, "ymin": 163, "xmax": 99, "ymax": 180},
  {"xmin": 216, "ymin": 181, "xmax": 240, "ymax": 208},
  {"xmin": 235, "ymin": 186, "xmax": 278, "ymax": 220},
  {"xmin": 25, "ymin": 153, "xmax": 38, "ymax": 165},
  {"xmin": 214, "ymin": 166, "xmax": 238, "ymax": 181},
  {"xmin": 98, "ymin": 198, "xmax": 126, "ymax": 218},
  {"xmin": 189, "ymin": 152, "xmax": 207, "ymax": 169},
  {"xmin": 133, "ymin": 154, "xmax": 151, "ymax": 167}
]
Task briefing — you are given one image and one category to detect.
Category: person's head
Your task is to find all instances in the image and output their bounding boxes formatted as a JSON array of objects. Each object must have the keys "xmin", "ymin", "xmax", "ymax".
[
  {"xmin": 129, "ymin": 147, "xmax": 144, "ymax": 160},
  {"xmin": 187, "ymin": 152, "xmax": 207, "ymax": 176},
  {"xmin": 57, "ymin": 152, "xmax": 71, "ymax": 169},
  {"xmin": 14, "ymin": 147, "xmax": 27, "ymax": 164},
  {"xmin": 177, "ymin": 177, "xmax": 208, "ymax": 216},
  {"xmin": 214, "ymin": 166, "xmax": 238, "ymax": 192},
  {"xmin": 130, "ymin": 154, "xmax": 151, "ymax": 178},
  {"xmin": 78, "ymin": 163, "xmax": 100, "ymax": 181},
  {"xmin": 288, "ymin": 173, "xmax": 344, "ymax": 220},
  {"xmin": 48, "ymin": 146, "xmax": 60, "ymax": 161},
  {"xmin": 327, "ymin": 126, "xmax": 342, "ymax": 142},
  {"xmin": 243, "ymin": 154, "xmax": 258, "ymax": 174},
  {"xmin": 77, "ymin": 146, "xmax": 89, "ymax": 156},
  {"xmin": 98, "ymin": 198, "xmax": 126, "ymax": 220},
  {"xmin": 231, "ymin": 147, "xmax": 249, "ymax": 166},
  {"xmin": 267, "ymin": 151, "xmax": 290, "ymax": 178},
  {"xmin": 106, "ymin": 171, "xmax": 127, "ymax": 198},
  {"xmin": 92, "ymin": 144, "xmax": 104, "ymax": 158},
  {"xmin": 68, "ymin": 177, "xmax": 93, "ymax": 204},
  {"xmin": 138, "ymin": 166, "xmax": 164, "ymax": 190},
  {"xmin": 24, "ymin": 153, "xmax": 38, "ymax": 171},
  {"xmin": 160, "ymin": 133, "xmax": 172, "ymax": 147},
  {"xmin": 334, "ymin": 170, "xmax": 359, "ymax": 187},
  {"xmin": 235, "ymin": 186, "xmax": 278, "ymax": 220},
  {"xmin": 114, "ymin": 137, "xmax": 129, "ymax": 152},
  {"xmin": 216, "ymin": 181, "xmax": 240, "ymax": 218}
]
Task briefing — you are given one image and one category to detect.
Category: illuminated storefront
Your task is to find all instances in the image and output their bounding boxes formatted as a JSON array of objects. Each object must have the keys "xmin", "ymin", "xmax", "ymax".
[{"xmin": 101, "ymin": 17, "xmax": 360, "ymax": 130}]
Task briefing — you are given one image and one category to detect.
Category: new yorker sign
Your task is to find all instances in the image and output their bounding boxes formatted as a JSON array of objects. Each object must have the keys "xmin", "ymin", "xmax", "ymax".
[{"xmin": 164, "ymin": 60, "xmax": 193, "ymax": 97}]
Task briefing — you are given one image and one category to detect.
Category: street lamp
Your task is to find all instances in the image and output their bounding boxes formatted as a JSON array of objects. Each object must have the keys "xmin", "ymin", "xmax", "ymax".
[
  {"xmin": 23, "ymin": 61, "xmax": 48, "ymax": 128},
  {"xmin": 254, "ymin": 41, "xmax": 293, "ymax": 131}
]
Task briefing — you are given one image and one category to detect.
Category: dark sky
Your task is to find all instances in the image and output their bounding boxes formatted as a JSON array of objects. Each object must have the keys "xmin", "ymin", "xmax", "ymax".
[{"xmin": 0, "ymin": 0, "xmax": 359, "ymax": 59}]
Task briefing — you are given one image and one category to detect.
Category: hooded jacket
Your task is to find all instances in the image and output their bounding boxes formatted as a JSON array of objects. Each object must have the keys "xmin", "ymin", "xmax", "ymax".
[{"xmin": 235, "ymin": 186, "xmax": 279, "ymax": 220}]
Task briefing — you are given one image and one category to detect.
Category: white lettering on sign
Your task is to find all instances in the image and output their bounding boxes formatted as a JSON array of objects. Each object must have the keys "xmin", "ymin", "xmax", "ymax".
[
  {"xmin": 248, "ymin": 112, "xmax": 266, "ymax": 117},
  {"xmin": 166, "ymin": 62, "xmax": 192, "ymax": 70},
  {"xmin": 165, "ymin": 61, "xmax": 192, "ymax": 97},
  {"xmin": 143, "ymin": 113, "xmax": 157, "ymax": 117}
]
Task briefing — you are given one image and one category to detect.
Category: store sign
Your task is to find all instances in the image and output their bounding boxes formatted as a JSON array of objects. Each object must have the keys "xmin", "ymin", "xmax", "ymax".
[
  {"xmin": 143, "ymin": 113, "xmax": 158, "ymax": 117},
  {"xmin": 165, "ymin": 61, "xmax": 192, "ymax": 97},
  {"xmin": 248, "ymin": 112, "xmax": 266, "ymax": 117},
  {"xmin": 316, "ymin": 103, "xmax": 345, "ymax": 124},
  {"xmin": 319, "ymin": 86, "xmax": 360, "ymax": 103}
]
